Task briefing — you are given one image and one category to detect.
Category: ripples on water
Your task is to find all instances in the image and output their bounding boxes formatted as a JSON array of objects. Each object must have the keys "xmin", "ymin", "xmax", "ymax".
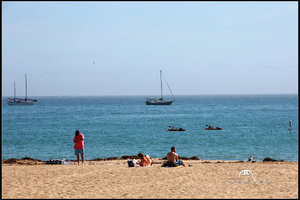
[{"xmin": 2, "ymin": 95, "xmax": 298, "ymax": 161}]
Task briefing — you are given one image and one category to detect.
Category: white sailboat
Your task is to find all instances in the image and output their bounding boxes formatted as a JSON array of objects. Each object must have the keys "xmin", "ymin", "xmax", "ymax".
[
  {"xmin": 6, "ymin": 74, "xmax": 37, "ymax": 106},
  {"xmin": 146, "ymin": 70, "xmax": 175, "ymax": 105}
]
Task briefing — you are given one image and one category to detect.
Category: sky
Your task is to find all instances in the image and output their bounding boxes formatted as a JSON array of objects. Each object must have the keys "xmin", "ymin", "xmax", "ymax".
[{"xmin": 2, "ymin": 1, "xmax": 298, "ymax": 96}]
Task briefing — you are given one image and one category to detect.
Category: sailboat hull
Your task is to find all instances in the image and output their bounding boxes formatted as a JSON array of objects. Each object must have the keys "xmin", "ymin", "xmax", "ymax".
[
  {"xmin": 7, "ymin": 100, "xmax": 35, "ymax": 106},
  {"xmin": 145, "ymin": 100, "xmax": 173, "ymax": 105}
]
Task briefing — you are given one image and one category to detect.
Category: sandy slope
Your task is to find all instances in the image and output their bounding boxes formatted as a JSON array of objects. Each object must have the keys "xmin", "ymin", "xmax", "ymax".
[{"xmin": 2, "ymin": 159, "xmax": 298, "ymax": 199}]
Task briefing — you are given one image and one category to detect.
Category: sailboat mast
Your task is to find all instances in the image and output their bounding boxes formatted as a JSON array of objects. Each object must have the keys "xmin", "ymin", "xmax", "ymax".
[
  {"xmin": 160, "ymin": 70, "xmax": 163, "ymax": 100},
  {"xmin": 14, "ymin": 81, "xmax": 16, "ymax": 100},
  {"xmin": 25, "ymin": 74, "xmax": 27, "ymax": 101}
]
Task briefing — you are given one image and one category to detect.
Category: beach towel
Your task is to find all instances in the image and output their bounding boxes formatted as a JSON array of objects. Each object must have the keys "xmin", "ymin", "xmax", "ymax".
[
  {"xmin": 176, "ymin": 160, "xmax": 183, "ymax": 166},
  {"xmin": 45, "ymin": 159, "xmax": 71, "ymax": 164},
  {"xmin": 162, "ymin": 160, "xmax": 183, "ymax": 167}
]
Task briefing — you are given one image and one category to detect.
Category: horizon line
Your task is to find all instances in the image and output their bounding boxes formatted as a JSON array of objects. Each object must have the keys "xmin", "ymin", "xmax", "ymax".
[{"xmin": 2, "ymin": 93, "xmax": 298, "ymax": 98}]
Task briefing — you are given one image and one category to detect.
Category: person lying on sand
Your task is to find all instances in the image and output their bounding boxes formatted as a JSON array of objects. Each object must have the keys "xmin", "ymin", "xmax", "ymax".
[
  {"xmin": 162, "ymin": 146, "xmax": 186, "ymax": 167},
  {"xmin": 137, "ymin": 152, "xmax": 152, "ymax": 166}
]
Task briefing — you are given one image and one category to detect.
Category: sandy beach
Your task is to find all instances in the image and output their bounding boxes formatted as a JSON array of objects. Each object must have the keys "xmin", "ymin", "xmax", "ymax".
[{"xmin": 2, "ymin": 158, "xmax": 298, "ymax": 199}]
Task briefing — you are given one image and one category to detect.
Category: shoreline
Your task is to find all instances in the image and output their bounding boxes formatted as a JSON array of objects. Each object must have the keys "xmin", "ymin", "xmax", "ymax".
[{"xmin": 2, "ymin": 155, "xmax": 294, "ymax": 165}]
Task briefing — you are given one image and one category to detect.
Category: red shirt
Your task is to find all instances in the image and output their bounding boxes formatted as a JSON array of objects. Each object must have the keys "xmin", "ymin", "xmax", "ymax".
[{"xmin": 74, "ymin": 132, "xmax": 84, "ymax": 149}]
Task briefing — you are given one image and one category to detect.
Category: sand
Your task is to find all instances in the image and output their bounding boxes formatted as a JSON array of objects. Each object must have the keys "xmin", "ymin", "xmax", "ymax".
[{"xmin": 2, "ymin": 159, "xmax": 298, "ymax": 199}]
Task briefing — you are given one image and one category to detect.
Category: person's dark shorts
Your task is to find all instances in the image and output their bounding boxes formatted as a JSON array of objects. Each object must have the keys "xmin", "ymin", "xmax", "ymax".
[
  {"xmin": 75, "ymin": 149, "xmax": 84, "ymax": 155},
  {"xmin": 162, "ymin": 161, "xmax": 176, "ymax": 167}
]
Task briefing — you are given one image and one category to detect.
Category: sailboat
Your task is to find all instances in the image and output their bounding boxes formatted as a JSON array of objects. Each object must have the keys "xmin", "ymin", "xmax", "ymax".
[
  {"xmin": 146, "ymin": 70, "xmax": 175, "ymax": 105},
  {"xmin": 6, "ymin": 74, "xmax": 38, "ymax": 106}
]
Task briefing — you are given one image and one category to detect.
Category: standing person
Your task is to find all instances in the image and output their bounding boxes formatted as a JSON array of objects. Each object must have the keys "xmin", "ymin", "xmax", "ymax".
[
  {"xmin": 162, "ymin": 146, "xmax": 186, "ymax": 167},
  {"xmin": 137, "ymin": 152, "xmax": 152, "ymax": 166},
  {"xmin": 74, "ymin": 130, "xmax": 84, "ymax": 164}
]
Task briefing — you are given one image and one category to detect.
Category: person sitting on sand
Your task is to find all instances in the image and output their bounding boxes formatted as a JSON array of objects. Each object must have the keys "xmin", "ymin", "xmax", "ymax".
[
  {"xmin": 137, "ymin": 152, "xmax": 152, "ymax": 167},
  {"xmin": 162, "ymin": 146, "xmax": 186, "ymax": 167},
  {"xmin": 248, "ymin": 155, "xmax": 253, "ymax": 162}
]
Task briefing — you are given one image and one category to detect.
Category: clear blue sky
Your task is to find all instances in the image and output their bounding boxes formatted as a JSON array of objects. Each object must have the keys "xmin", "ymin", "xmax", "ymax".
[{"xmin": 2, "ymin": 1, "xmax": 298, "ymax": 96}]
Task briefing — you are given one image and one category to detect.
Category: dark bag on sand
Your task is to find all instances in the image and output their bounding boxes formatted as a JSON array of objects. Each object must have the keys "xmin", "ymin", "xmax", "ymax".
[
  {"xmin": 127, "ymin": 160, "xmax": 135, "ymax": 167},
  {"xmin": 46, "ymin": 159, "xmax": 62, "ymax": 164}
]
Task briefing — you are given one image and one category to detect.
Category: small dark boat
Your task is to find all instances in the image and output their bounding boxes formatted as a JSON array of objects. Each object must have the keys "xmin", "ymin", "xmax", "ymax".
[
  {"xmin": 205, "ymin": 127, "xmax": 222, "ymax": 130},
  {"xmin": 205, "ymin": 125, "xmax": 222, "ymax": 130},
  {"xmin": 168, "ymin": 126, "xmax": 185, "ymax": 131},
  {"xmin": 168, "ymin": 128, "xmax": 186, "ymax": 131}
]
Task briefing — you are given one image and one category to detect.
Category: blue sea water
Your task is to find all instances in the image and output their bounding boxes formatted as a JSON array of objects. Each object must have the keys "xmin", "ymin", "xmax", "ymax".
[{"xmin": 1, "ymin": 95, "xmax": 298, "ymax": 161}]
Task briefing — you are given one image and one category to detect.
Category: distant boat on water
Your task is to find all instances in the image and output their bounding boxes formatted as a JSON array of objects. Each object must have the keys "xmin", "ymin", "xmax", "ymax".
[
  {"xmin": 168, "ymin": 126, "xmax": 185, "ymax": 131},
  {"xmin": 205, "ymin": 125, "xmax": 222, "ymax": 130},
  {"xmin": 146, "ymin": 70, "xmax": 175, "ymax": 105},
  {"xmin": 6, "ymin": 74, "xmax": 37, "ymax": 106}
]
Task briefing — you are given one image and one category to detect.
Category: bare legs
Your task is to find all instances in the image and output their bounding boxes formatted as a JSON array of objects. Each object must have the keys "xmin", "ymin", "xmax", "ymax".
[
  {"xmin": 77, "ymin": 155, "xmax": 80, "ymax": 164},
  {"xmin": 77, "ymin": 154, "xmax": 84, "ymax": 164}
]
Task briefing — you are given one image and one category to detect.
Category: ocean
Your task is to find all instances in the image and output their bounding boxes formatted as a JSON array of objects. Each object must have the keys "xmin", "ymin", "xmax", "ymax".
[{"xmin": 1, "ymin": 95, "xmax": 298, "ymax": 161}]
